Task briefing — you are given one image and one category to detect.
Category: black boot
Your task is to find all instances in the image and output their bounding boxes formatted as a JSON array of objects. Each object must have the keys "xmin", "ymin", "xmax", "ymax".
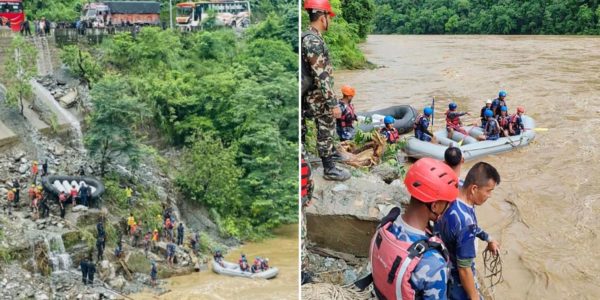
[{"xmin": 322, "ymin": 156, "xmax": 350, "ymax": 181}]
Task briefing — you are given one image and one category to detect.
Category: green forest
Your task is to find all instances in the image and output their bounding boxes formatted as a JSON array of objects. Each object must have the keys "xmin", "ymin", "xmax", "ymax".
[
  {"xmin": 374, "ymin": 0, "xmax": 600, "ymax": 34},
  {"xmin": 53, "ymin": 2, "xmax": 298, "ymax": 240}
]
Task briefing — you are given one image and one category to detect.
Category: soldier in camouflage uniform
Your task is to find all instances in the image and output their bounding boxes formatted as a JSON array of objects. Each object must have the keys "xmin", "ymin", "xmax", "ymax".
[{"xmin": 301, "ymin": 0, "xmax": 350, "ymax": 181}]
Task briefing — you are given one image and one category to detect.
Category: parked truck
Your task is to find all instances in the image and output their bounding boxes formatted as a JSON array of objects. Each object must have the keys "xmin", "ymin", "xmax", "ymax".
[
  {"xmin": 81, "ymin": 1, "xmax": 161, "ymax": 28},
  {"xmin": 176, "ymin": 1, "xmax": 250, "ymax": 31}
]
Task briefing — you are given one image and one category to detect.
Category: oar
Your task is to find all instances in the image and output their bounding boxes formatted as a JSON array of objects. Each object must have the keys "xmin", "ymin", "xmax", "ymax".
[
  {"xmin": 527, "ymin": 128, "xmax": 548, "ymax": 132},
  {"xmin": 431, "ymin": 97, "xmax": 435, "ymax": 129},
  {"xmin": 457, "ymin": 123, "xmax": 478, "ymax": 146}
]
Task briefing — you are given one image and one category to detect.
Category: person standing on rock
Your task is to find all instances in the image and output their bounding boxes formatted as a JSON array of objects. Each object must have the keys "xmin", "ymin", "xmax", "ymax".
[
  {"xmin": 360, "ymin": 158, "xmax": 459, "ymax": 300},
  {"xmin": 79, "ymin": 183, "xmax": 88, "ymax": 207},
  {"xmin": 6, "ymin": 188, "xmax": 15, "ymax": 216},
  {"xmin": 96, "ymin": 236, "xmax": 104, "ymax": 261},
  {"xmin": 166, "ymin": 240, "xmax": 176, "ymax": 267},
  {"xmin": 144, "ymin": 231, "xmax": 151, "ymax": 257},
  {"xmin": 336, "ymin": 85, "xmax": 357, "ymax": 141},
  {"xmin": 435, "ymin": 162, "xmax": 501, "ymax": 300},
  {"xmin": 28, "ymin": 184, "xmax": 36, "ymax": 211},
  {"xmin": 177, "ymin": 223, "xmax": 184, "ymax": 246},
  {"xmin": 80, "ymin": 257, "xmax": 89, "ymax": 284},
  {"xmin": 69, "ymin": 184, "xmax": 78, "ymax": 207},
  {"xmin": 12, "ymin": 179, "xmax": 20, "ymax": 208},
  {"xmin": 87, "ymin": 260, "xmax": 96, "ymax": 286},
  {"xmin": 39, "ymin": 192, "xmax": 49, "ymax": 218},
  {"xmin": 301, "ymin": 0, "xmax": 350, "ymax": 181},
  {"xmin": 150, "ymin": 261, "xmax": 158, "ymax": 287},
  {"xmin": 127, "ymin": 213, "xmax": 136, "ymax": 236},
  {"xmin": 31, "ymin": 161, "xmax": 39, "ymax": 184},
  {"xmin": 125, "ymin": 186, "xmax": 133, "ymax": 206},
  {"xmin": 42, "ymin": 160, "xmax": 48, "ymax": 177},
  {"xmin": 300, "ymin": 156, "xmax": 314, "ymax": 284},
  {"xmin": 59, "ymin": 193, "xmax": 66, "ymax": 219}
]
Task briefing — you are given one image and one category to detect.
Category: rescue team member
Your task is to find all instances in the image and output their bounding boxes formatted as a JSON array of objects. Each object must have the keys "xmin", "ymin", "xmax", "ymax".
[
  {"xmin": 380, "ymin": 116, "xmax": 399, "ymax": 144},
  {"xmin": 491, "ymin": 90, "xmax": 507, "ymax": 117},
  {"xmin": 336, "ymin": 85, "xmax": 357, "ymax": 141},
  {"xmin": 414, "ymin": 106, "xmax": 437, "ymax": 143},
  {"xmin": 446, "ymin": 102, "xmax": 470, "ymax": 138},
  {"xmin": 509, "ymin": 106, "xmax": 525, "ymax": 136},
  {"xmin": 497, "ymin": 106, "xmax": 511, "ymax": 137},
  {"xmin": 436, "ymin": 162, "xmax": 501, "ymax": 300},
  {"xmin": 355, "ymin": 157, "xmax": 459, "ymax": 299},
  {"xmin": 480, "ymin": 99, "xmax": 492, "ymax": 128},
  {"xmin": 477, "ymin": 109, "xmax": 500, "ymax": 141},
  {"xmin": 301, "ymin": 0, "xmax": 350, "ymax": 181}
]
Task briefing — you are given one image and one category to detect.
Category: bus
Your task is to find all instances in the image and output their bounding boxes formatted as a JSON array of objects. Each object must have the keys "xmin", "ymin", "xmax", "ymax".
[
  {"xmin": 176, "ymin": 1, "xmax": 250, "ymax": 31},
  {"xmin": 0, "ymin": 0, "xmax": 24, "ymax": 32}
]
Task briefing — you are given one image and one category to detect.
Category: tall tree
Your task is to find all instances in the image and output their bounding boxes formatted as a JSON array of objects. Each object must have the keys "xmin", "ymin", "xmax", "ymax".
[{"xmin": 4, "ymin": 36, "xmax": 37, "ymax": 116}]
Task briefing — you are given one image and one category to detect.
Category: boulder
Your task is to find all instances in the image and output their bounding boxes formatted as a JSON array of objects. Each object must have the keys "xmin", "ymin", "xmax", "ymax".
[
  {"xmin": 108, "ymin": 275, "xmax": 126, "ymax": 291},
  {"xmin": 18, "ymin": 164, "xmax": 28, "ymax": 174},
  {"xmin": 59, "ymin": 89, "xmax": 78, "ymax": 108},
  {"xmin": 72, "ymin": 205, "xmax": 88, "ymax": 212},
  {"xmin": 305, "ymin": 167, "xmax": 409, "ymax": 257}
]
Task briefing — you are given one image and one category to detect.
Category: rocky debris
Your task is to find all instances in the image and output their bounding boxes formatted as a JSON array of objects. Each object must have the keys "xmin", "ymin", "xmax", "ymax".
[
  {"xmin": 371, "ymin": 163, "xmax": 404, "ymax": 184},
  {"xmin": 72, "ymin": 205, "xmax": 89, "ymax": 212},
  {"xmin": 304, "ymin": 251, "xmax": 369, "ymax": 286},
  {"xmin": 59, "ymin": 89, "xmax": 78, "ymax": 108},
  {"xmin": 305, "ymin": 166, "xmax": 408, "ymax": 257}
]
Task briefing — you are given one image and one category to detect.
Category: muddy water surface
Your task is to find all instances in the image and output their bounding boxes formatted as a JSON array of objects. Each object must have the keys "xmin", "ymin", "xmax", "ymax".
[
  {"xmin": 132, "ymin": 224, "xmax": 298, "ymax": 300},
  {"xmin": 337, "ymin": 35, "xmax": 600, "ymax": 299}
]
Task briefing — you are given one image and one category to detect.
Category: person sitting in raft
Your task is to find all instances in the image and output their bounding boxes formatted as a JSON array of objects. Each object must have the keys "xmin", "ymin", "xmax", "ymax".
[
  {"xmin": 251, "ymin": 257, "xmax": 262, "ymax": 273},
  {"xmin": 491, "ymin": 90, "xmax": 508, "ymax": 117},
  {"xmin": 509, "ymin": 106, "xmax": 525, "ymax": 136},
  {"xmin": 336, "ymin": 85, "xmax": 357, "ymax": 141},
  {"xmin": 239, "ymin": 253, "xmax": 250, "ymax": 272},
  {"xmin": 497, "ymin": 106, "xmax": 511, "ymax": 137},
  {"xmin": 480, "ymin": 99, "xmax": 492, "ymax": 128},
  {"xmin": 446, "ymin": 102, "xmax": 470, "ymax": 138},
  {"xmin": 261, "ymin": 258, "xmax": 270, "ymax": 271},
  {"xmin": 477, "ymin": 109, "xmax": 500, "ymax": 141},
  {"xmin": 414, "ymin": 106, "xmax": 437, "ymax": 144},
  {"xmin": 213, "ymin": 250, "xmax": 225, "ymax": 267},
  {"xmin": 380, "ymin": 116, "xmax": 400, "ymax": 144}
]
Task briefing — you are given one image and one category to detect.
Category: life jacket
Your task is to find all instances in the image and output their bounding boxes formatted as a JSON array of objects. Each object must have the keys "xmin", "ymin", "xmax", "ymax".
[
  {"xmin": 380, "ymin": 127, "xmax": 400, "ymax": 144},
  {"xmin": 28, "ymin": 187, "xmax": 36, "ymax": 198},
  {"xmin": 509, "ymin": 114, "xmax": 522, "ymax": 126},
  {"xmin": 485, "ymin": 118, "xmax": 500, "ymax": 136},
  {"xmin": 497, "ymin": 115, "xmax": 510, "ymax": 129},
  {"xmin": 59, "ymin": 193, "xmax": 67, "ymax": 203},
  {"xmin": 261, "ymin": 261, "xmax": 269, "ymax": 270},
  {"xmin": 301, "ymin": 158, "xmax": 312, "ymax": 201},
  {"xmin": 152, "ymin": 231, "xmax": 159, "ymax": 241},
  {"xmin": 128, "ymin": 216, "xmax": 136, "ymax": 226},
  {"xmin": 445, "ymin": 110, "xmax": 461, "ymax": 128},
  {"xmin": 337, "ymin": 102, "xmax": 356, "ymax": 128},
  {"xmin": 359, "ymin": 208, "xmax": 449, "ymax": 300},
  {"xmin": 70, "ymin": 188, "xmax": 78, "ymax": 197},
  {"xmin": 166, "ymin": 218, "xmax": 173, "ymax": 229},
  {"xmin": 32, "ymin": 164, "xmax": 38, "ymax": 174}
]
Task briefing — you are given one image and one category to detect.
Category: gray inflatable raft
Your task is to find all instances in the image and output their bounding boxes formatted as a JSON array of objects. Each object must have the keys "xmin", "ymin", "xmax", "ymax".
[
  {"xmin": 212, "ymin": 260, "xmax": 278, "ymax": 279},
  {"xmin": 357, "ymin": 105, "xmax": 418, "ymax": 134},
  {"xmin": 42, "ymin": 175, "xmax": 105, "ymax": 200},
  {"xmin": 404, "ymin": 116, "xmax": 536, "ymax": 161}
]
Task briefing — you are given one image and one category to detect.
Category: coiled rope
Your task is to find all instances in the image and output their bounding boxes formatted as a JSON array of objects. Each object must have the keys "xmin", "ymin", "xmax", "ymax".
[
  {"xmin": 482, "ymin": 249, "xmax": 504, "ymax": 289},
  {"xmin": 302, "ymin": 282, "xmax": 374, "ymax": 300}
]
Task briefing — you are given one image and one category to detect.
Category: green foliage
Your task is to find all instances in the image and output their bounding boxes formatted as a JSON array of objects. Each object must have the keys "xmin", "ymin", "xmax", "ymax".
[
  {"xmin": 24, "ymin": 0, "xmax": 86, "ymax": 22},
  {"xmin": 3, "ymin": 36, "xmax": 37, "ymax": 116},
  {"xmin": 374, "ymin": 0, "xmax": 600, "ymax": 34},
  {"xmin": 340, "ymin": 0, "xmax": 375, "ymax": 40},
  {"xmin": 59, "ymin": 46, "xmax": 103, "ymax": 88},
  {"xmin": 84, "ymin": 75, "xmax": 151, "ymax": 176}
]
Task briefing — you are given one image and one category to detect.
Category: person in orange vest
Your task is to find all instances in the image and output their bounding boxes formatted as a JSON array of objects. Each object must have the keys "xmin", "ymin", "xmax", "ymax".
[
  {"xmin": 70, "ymin": 184, "xmax": 78, "ymax": 206},
  {"xmin": 6, "ymin": 188, "xmax": 15, "ymax": 216},
  {"xmin": 152, "ymin": 229, "xmax": 159, "ymax": 252},
  {"xmin": 28, "ymin": 184, "xmax": 37, "ymax": 212},
  {"xmin": 32, "ymin": 161, "xmax": 39, "ymax": 183}
]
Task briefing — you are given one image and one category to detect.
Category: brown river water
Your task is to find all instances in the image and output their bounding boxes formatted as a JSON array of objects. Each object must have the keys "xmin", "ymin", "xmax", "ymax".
[
  {"xmin": 337, "ymin": 35, "xmax": 600, "ymax": 300},
  {"xmin": 131, "ymin": 224, "xmax": 298, "ymax": 300}
]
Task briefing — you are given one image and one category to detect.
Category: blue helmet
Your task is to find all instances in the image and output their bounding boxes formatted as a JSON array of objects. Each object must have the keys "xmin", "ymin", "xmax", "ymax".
[
  {"xmin": 423, "ymin": 107, "xmax": 433, "ymax": 116},
  {"xmin": 484, "ymin": 109, "xmax": 493, "ymax": 118},
  {"xmin": 500, "ymin": 106, "xmax": 508, "ymax": 112},
  {"xmin": 499, "ymin": 90, "xmax": 507, "ymax": 97},
  {"xmin": 449, "ymin": 102, "xmax": 458, "ymax": 110},
  {"xmin": 384, "ymin": 115, "xmax": 395, "ymax": 125}
]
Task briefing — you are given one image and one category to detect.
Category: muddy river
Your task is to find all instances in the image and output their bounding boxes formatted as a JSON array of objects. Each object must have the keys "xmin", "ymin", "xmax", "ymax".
[
  {"xmin": 337, "ymin": 35, "xmax": 600, "ymax": 299},
  {"xmin": 132, "ymin": 224, "xmax": 298, "ymax": 300}
]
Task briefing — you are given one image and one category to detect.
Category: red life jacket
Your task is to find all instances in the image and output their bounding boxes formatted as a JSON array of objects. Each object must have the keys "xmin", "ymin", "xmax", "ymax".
[
  {"xmin": 70, "ymin": 188, "xmax": 78, "ymax": 197},
  {"xmin": 497, "ymin": 115, "xmax": 510, "ymax": 129},
  {"xmin": 301, "ymin": 158, "xmax": 311, "ymax": 199},
  {"xmin": 381, "ymin": 127, "xmax": 399, "ymax": 143},
  {"xmin": 369, "ymin": 215, "xmax": 449, "ymax": 300},
  {"xmin": 59, "ymin": 193, "xmax": 67, "ymax": 203},
  {"xmin": 445, "ymin": 110, "xmax": 461, "ymax": 128},
  {"xmin": 338, "ymin": 102, "xmax": 356, "ymax": 128}
]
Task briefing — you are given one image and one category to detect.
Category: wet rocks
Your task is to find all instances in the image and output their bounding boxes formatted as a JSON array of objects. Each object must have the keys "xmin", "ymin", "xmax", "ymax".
[{"xmin": 58, "ymin": 89, "xmax": 78, "ymax": 108}]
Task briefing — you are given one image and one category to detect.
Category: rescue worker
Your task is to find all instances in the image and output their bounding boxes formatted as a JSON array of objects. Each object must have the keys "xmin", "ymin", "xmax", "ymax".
[
  {"xmin": 6, "ymin": 188, "xmax": 15, "ymax": 216},
  {"xmin": 42, "ymin": 159, "xmax": 48, "ymax": 176},
  {"xmin": 38, "ymin": 192, "xmax": 49, "ymax": 218},
  {"xmin": 261, "ymin": 258, "xmax": 270, "ymax": 271},
  {"xmin": 497, "ymin": 106, "xmax": 511, "ymax": 137},
  {"xmin": 301, "ymin": 0, "xmax": 350, "ymax": 181},
  {"xmin": 414, "ymin": 106, "xmax": 437, "ymax": 143},
  {"xmin": 31, "ymin": 161, "xmax": 39, "ymax": 183},
  {"xmin": 435, "ymin": 162, "xmax": 501, "ymax": 300},
  {"xmin": 480, "ymin": 99, "xmax": 492, "ymax": 128},
  {"xmin": 114, "ymin": 240, "xmax": 123, "ymax": 259},
  {"xmin": 239, "ymin": 254, "xmax": 250, "ymax": 272},
  {"xmin": 491, "ymin": 90, "xmax": 507, "ymax": 117},
  {"xmin": 444, "ymin": 146, "xmax": 464, "ymax": 181},
  {"xmin": 509, "ymin": 106, "xmax": 525, "ymax": 136},
  {"xmin": 28, "ymin": 184, "xmax": 36, "ymax": 211},
  {"xmin": 96, "ymin": 236, "xmax": 104, "ymax": 261},
  {"xmin": 144, "ymin": 231, "xmax": 151, "ymax": 257},
  {"xmin": 59, "ymin": 192, "xmax": 66, "ymax": 219},
  {"xmin": 358, "ymin": 158, "xmax": 459, "ymax": 300},
  {"xmin": 125, "ymin": 186, "xmax": 133, "ymax": 206},
  {"xmin": 177, "ymin": 222, "xmax": 184, "ymax": 246},
  {"xmin": 477, "ymin": 109, "xmax": 500, "ymax": 141},
  {"xmin": 166, "ymin": 240, "xmax": 176, "ymax": 267},
  {"xmin": 150, "ymin": 261, "xmax": 158, "ymax": 287},
  {"xmin": 127, "ymin": 213, "xmax": 136, "ymax": 236},
  {"xmin": 336, "ymin": 85, "xmax": 357, "ymax": 141},
  {"xmin": 69, "ymin": 184, "xmax": 78, "ymax": 206},
  {"xmin": 12, "ymin": 179, "xmax": 20, "ymax": 206},
  {"xmin": 300, "ymin": 156, "xmax": 314, "ymax": 284},
  {"xmin": 152, "ymin": 229, "xmax": 159, "ymax": 252},
  {"xmin": 213, "ymin": 250, "xmax": 224, "ymax": 267},
  {"xmin": 79, "ymin": 183, "xmax": 88, "ymax": 207},
  {"xmin": 446, "ymin": 102, "xmax": 470, "ymax": 138},
  {"xmin": 80, "ymin": 257, "xmax": 88, "ymax": 284},
  {"xmin": 251, "ymin": 257, "xmax": 262, "ymax": 273},
  {"xmin": 380, "ymin": 116, "xmax": 400, "ymax": 144},
  {"xmin": 87, "ymin": 259, "xmax": 96, "ymax": 286}
]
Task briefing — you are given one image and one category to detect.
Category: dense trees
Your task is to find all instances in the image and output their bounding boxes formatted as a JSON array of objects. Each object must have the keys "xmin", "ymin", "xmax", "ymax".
[
  {"xmin": 3, "ymin": 36, "xmax": 37, "ymax": 116},
  {"xmin": 71, "ymin": 6, "xmax": 297, "ymax": 239},
  {"xmin": 373, "ymin": 0, "xmax": 600, "ymax": 34}
]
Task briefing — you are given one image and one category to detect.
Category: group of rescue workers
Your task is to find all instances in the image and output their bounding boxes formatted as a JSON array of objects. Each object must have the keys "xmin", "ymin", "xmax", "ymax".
[
  {"xmin": 301, "ymin": 0, "xmax": 507, "ymax": 299},
  {"xmin": 211, "ymin": 249, "xmax": 271, "ymax": 274}
]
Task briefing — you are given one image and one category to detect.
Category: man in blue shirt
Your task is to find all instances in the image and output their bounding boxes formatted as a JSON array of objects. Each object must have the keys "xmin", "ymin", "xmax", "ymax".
[
  {"xmin": 436, "ymin": 162, "xmax": 501, "ymax": 300},
  {"xmin": 415, "ymin": 106, "xmax": 437, "ymax": 143}
]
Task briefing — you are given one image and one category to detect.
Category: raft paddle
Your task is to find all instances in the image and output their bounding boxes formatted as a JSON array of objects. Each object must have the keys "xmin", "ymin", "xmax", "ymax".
[
  {"xmin": 527, "ymin": 127, "xmax": 548, "ymax": 132},
  {"xmin": 431, "ymin": 97, "xmax": 435, "ymax": 129}
]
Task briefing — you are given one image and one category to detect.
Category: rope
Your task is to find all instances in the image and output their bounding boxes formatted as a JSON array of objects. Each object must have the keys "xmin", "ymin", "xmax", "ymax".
[
  {"xmin": 302, "ymin": 282, "xmax": 374, "ymax": 300},
  {"xmin": 481, "ymin": 249, "xmax": 504, "ymax": 290}
]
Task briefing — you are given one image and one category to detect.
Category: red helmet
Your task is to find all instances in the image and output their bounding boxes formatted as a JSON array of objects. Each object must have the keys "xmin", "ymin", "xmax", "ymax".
[
  {"xmin": 304, "ymin": 0, "xmax": 336, "ymax": 17},
  {"xmin": 404, "ymin": 158, "xmax": 459, "ymax": 203},
  {"xmin": 516, "ymin": 106, "xmax": 525, "ymax": 113}
]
